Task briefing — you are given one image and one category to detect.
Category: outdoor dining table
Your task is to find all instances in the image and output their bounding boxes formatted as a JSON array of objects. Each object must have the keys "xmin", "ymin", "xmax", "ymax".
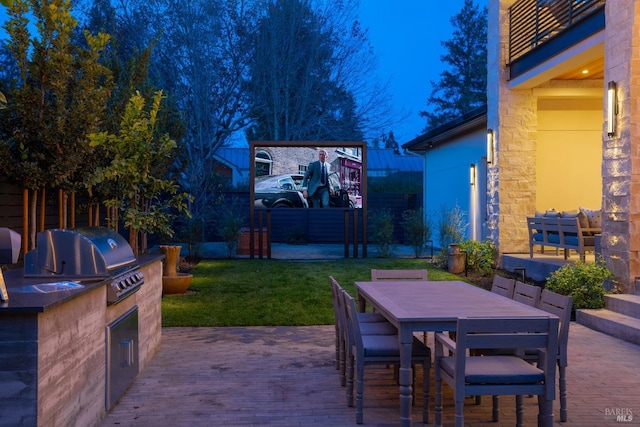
[{"xmin": 354, "ymin": 280, "xmax": 558, "ymax": 427}]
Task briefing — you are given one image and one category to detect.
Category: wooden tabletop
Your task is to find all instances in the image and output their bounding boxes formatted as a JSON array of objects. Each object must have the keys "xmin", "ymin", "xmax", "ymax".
[{"xmin": 355, "ymin": 280, "xmax": 555, "ymax": 331}]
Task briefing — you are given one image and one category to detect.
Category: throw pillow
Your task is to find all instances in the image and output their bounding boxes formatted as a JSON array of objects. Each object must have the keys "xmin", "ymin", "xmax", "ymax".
[
  {"xmin": 563, "ymin": 210, "xmax": 590, "ymax": 229},
  {"xmin": 535, "ymin": 209, "xmax": 560, "ymax": 218},
  {"xmin": 580, "ymin": 207, "xmax": 602, "ymax": 229}
]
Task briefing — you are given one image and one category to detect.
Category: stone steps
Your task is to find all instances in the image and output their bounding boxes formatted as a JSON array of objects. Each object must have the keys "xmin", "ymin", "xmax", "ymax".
[{"xmin": 577, "ymin": 294, "xmax": 640, "ymax": 346}]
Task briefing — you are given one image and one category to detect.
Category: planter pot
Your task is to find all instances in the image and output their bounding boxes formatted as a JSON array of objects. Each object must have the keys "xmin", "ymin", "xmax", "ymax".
[
  {"xmin": 447, "ymin": 244, "xmax": 465, "ymax": 274},
  {"xmin": 160, "ymin": 245, "xmax": 192, "ymax": 295},
  {"xmin": 162, "ymin": 272, "xmax": 193, "ymax": 295},
  {"xmin": 238, "ymin": 228, "xmax": 267, "ymax": 256}
]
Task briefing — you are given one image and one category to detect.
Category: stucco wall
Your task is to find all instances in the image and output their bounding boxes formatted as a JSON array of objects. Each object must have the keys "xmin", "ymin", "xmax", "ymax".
[
  {"xmin": 424, "ymin": 128, "xmax": 486, "ymax": 244},
  {"xmin": 536, "ymin": 105, "xmax": 602, "ymax": 211}
]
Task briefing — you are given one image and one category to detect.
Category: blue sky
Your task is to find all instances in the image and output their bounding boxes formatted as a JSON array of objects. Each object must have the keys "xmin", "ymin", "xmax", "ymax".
[{"xmin": 357, "ymin": 0, "xmax": 488, "ymax": 143}]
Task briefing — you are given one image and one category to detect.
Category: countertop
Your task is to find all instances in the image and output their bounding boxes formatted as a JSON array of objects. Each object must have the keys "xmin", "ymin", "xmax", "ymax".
[{"xmin": 0, "ymin": 254, "xmax": 162, "ymax": 314}]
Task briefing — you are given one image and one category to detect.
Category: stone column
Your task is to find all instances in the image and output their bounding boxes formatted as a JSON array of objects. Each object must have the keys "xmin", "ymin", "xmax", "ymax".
[
  {"xmin": 488, "ymin": 0, "xmax": 538, "ymax": 255},
  {"xmin": 602, "ymin": 1, "xmax": 640, "ymax": 292}
]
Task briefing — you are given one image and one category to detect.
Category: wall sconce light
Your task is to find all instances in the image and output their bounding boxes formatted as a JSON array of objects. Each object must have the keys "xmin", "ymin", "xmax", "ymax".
[
  {"xmin": 469, "ymin": 163, "xmax": 476, "ymax": 186},
  {"xmin": 486, "ymin": 129, "xmax": 494, "ymax": 164},
  {"xmin": 608, "ymin": 81, "xmax": 617, "ymax": 137}
]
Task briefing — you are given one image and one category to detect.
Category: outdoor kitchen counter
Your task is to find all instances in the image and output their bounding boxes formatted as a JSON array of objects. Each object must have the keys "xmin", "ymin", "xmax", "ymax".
[
  {"xmin": 0, "ymin": 254, "xmax": 160, "ymax": 313},
  {"xmin": 0, "ymin": 254, "xmax": 163, "ymax": 427}
]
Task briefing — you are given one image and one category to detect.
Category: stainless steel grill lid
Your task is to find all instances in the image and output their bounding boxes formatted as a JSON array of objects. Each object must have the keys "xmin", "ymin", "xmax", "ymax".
[{"xmin": 24, "ymin": 227, "xmax": 137, "ymax": 279}]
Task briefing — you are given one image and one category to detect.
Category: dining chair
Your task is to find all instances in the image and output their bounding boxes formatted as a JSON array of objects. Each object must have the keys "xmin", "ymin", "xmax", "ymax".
[
  {"xmin": 490, "ymin": 275, "xmax": 516, "ymax": 298},
  {"xmin": 512, "ymin": 281, "xmax": 542, "ymax": 307},
  {"xmin": 535, "ymin": 289, "xmax": 573, "ymax": 422},
  {"xmin": 485, "ymin": 281, "xmax": 542, "ymax": 414},
  {"xmin": 434, "ymin": 316, "xmax": 559, "ymax": 427},
  {"xmin": 342, "ymin": 290, "xmax": 431, "ymax": 424},
  {"xmin": 489, "ymin": 290, "xmax": 572, "ymax": 422},
  {"xmin": 371, "ymin": 269, "xmax": 428, "ymax": 281},
  {"xmin": 329, "ymin": 276, "xmax": 396, "ymax": 387}
]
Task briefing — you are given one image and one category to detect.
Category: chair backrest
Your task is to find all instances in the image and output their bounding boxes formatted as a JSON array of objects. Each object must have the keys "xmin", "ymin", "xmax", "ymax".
[
  {"xmin": 490, "ymin": 275, "xmax": 516, "ymax": 298},
  {"xmin": 329, "ymin": 276, "xmax": 343, "ymax": 325},
  {"xmin": 538, "ymin": 289, "xmax": 572, "ymax": 366},
  {"xmin": 512, "ymin": 281, "xmax": 542, "ymax": 307},
  {"xmin": 342, "ymin": 290, "xmax": 363, "ymax": 356},
  {"xmin": 454, "ymin": 316, "xmax": 559, "ymax": 397},
  {"xmin": 371, "ymin": 269, "xmax": 428, "ymax": 281}
]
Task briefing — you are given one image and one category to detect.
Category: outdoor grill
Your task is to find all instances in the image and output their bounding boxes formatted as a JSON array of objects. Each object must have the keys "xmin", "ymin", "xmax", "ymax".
[{"xmin": 24, "ymin": 227, "xmax": 144, "ymax": 304}]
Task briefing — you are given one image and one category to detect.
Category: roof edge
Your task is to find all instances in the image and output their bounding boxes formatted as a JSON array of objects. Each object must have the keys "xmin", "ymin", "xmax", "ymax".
[{"xmin": 402, "ymin": 105, "xmax": 488, "ymax": 151}]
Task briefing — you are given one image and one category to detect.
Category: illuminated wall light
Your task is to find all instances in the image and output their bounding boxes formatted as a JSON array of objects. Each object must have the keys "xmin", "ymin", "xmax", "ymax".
[
  {"xmin": 470, "ymin": 163, "xmax": 476, "ymax": 186},
  {"xmin": 607, "ymin": 81, "xmax": 617, "ymax": 137},
  {"xmin": 486, "ymin": 129, "xmax": 494, "ymax": 164}
]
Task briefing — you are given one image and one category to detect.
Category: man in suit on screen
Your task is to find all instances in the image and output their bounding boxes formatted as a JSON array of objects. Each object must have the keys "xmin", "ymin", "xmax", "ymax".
[{"xmin": 302, "ymin": 149, "xmax": 334, "ymax": 208}]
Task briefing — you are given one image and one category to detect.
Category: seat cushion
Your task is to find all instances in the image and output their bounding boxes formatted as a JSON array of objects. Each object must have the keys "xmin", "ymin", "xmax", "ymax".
[
  {"xmin": 440, "ymin": 355, "xmax": 544, "ymax": 383},
  {"xmin": 547, "ymin": 232, "xmax": 560, "ymax": 244},
  {"xmin": 565, "ymin": 235, "xmax": 579, "ymax": 246},
  {"xmin": 532, "ymin": 232, "xmax": 543, "ymax": 242},
  {"xmin": 361, "ymin": 335, "xmax": 431, "ymax": 358}
]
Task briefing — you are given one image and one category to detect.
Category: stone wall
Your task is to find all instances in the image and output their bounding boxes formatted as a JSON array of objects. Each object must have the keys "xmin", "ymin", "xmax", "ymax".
[
  {"xmin": 601, "ymin": 1, "xmax": 640, "ymax": 291},
  {"xmin": 488, "ymin": 0, "xmax": 538, "ymax": 255}
]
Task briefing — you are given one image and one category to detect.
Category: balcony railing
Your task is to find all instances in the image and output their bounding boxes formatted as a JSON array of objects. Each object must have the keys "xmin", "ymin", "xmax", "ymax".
[{"xmin": 509, "ymin": 0, "xmax": 606, "ymax": 63}]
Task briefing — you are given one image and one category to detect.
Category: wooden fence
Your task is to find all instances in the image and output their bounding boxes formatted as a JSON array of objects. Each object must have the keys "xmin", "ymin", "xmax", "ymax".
[{"xmin": 0, "ymin": 183, "xmax": 423, "ymax": 251}]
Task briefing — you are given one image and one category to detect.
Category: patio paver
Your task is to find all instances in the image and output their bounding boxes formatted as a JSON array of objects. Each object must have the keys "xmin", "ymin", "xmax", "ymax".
[{"xmin": 100, "ymin": 323, "xmax": 640, "ymax": 427}]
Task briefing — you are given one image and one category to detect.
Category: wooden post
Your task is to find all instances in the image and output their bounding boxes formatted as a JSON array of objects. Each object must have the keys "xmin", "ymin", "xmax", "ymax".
[
  {"xmin": 94, "ymin": 204, "xmax": 100, "ymax": 227},
  {"xmin": 344, "ymin": 210, "xmax": 349, "ymax": 258},
  {"xmin": 58, "ymin": 189, "xmax": 63, "ymax": 228},
  {"xmin": 22, "ymin": 188, "xmax": 28, "ymax": 254},
  {"xmin": 70, "ymin": 192, "xmax": 75, "ymax": 228},
  {"xmin": 39, "ymin": 187, "xmax": 45, "ymax": 232},
  {"xmin": 353, "ymin": 209, "xmax": 359, "ymax": 258}
]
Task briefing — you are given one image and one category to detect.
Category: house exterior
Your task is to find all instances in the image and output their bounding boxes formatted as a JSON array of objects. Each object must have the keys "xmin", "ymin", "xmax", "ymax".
[
  {"xmin": 403, "ymin": 107, "xmax": 488, "ymax": 244},
  {"xmin": 406, "ymin": 1, "xmax": 640, "ymax": 293}
]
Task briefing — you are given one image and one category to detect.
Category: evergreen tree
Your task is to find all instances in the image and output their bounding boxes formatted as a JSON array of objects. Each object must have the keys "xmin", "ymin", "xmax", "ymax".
[
  {"xmin": 419, "ymin": 0, "xmax": 487, "ymax": 131},
  {"xmin": 384, "ymin": 130, "xmax": 400, "ymax": 155}
]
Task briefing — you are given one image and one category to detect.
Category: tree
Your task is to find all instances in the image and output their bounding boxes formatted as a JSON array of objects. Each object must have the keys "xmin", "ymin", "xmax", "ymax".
[
  {"xmin": 80, "ymin": 0, "xmax": 256, "ymax": 226},
  {"xmin": 151, "ymin": 1, "xmax": 255, "ymax": 222},
  {"xmin": 0, "ymin": 0, "xmax": 112, "ymax": 248},
  {"xmin": 246, "ymin": 0, "xmax": 390, "ymax": 142},
  {"xmin": 419, "ymin": 0, "xmax": 487, "ymax": 131},
  {"xmin": 383, "ymin": 130, "xmax": 400, "ymax": 155},
  {"xmin": 87, "ymin": 91, "xmax": 191, "ymax": 255}
]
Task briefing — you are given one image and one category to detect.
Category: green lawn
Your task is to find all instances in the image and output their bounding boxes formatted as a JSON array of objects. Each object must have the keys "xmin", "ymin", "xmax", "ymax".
[{"xmin": 161, "ymin": 258, "xmax": 463, "ymax": 327}]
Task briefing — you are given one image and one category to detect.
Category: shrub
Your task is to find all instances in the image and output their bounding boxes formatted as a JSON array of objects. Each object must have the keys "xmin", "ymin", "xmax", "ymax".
[
  {"xmin": 370, "ymin": 208, "xmax": 395, "ymax": 257},
  {"xmin": 458, "ymin": 240, "xmax": 497, "ymax": 276},
  {"xmin": 436, "ymin": 202, "xmax": 467, "ymax": 249},
  {"xmin": 401, "ymin": 207, "xmax": 432, "ymax": 258},
  {"xmin": 545, "ymin": 261, "xmax": 613, "ymax": 310},
  {"xmin": 215, "ymin": 198, "xmax": 245, "ymax": 258}
]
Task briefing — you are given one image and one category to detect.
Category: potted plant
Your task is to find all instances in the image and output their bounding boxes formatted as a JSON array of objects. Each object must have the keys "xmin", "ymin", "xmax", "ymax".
[{"xmin": 435, "ymin": 203, "xmax": 467, "ymax": 272}]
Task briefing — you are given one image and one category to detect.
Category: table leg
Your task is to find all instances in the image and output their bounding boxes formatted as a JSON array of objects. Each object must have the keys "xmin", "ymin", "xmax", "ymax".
[{"xmin": 398, "ymin": 327, "xmax": 413, "ymax": 427}]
